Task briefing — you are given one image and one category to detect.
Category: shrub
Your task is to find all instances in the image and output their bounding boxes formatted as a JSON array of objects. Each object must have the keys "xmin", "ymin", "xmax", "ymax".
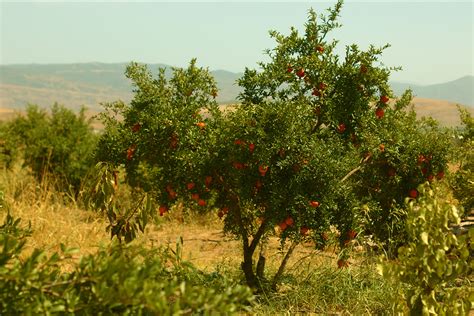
[
  {"xmin": 6, "ymin": 103, "xmax": 97, "ymax": 194},
  {"xmin": 451, "ymin": 107, "xmax": 474, "ymax": 214},
  {"xmin": 378, "ymin": 183, "xmax": 473, "ymax": 314},
  {"xmin": 0, "ymin": 214, "xmax": 254, "ymax": 314},
  {"xmin": 0, "ymin": 122, "xmax": 21, "ymax": 169}
]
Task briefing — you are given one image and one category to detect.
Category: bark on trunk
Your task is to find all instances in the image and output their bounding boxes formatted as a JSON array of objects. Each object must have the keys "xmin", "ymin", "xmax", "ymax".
[
  {"xmin": 241, "ymin": 245, "xmax": 257, "ymax": 288},
  {"xmin": 272, "ymin": 241, "xmax": 298, "ymax": 289},
  {"xmin": 256, "ymin": 243, "xmax": 267, "ymax": 279}
]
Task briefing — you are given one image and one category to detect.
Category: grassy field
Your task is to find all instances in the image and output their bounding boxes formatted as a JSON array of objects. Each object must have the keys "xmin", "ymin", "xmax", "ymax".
[{"xmin": 0, "ymin": 163, "xmax": 400, "ymax": 314}]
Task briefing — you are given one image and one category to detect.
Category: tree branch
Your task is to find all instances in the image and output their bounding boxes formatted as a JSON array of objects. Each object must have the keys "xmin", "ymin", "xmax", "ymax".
[
  {"xmin": 249, "ymin": 220, "xmax": 267, "ymax": 255},
  {"xmin": 272, "ymin": 241, "xmax": 298, "ymax": 288},
  {"xmin": 340, "ymin": 155, "xmax": 371, "ymax": 183},
  {"xmin": 310, "ymin": 114, "xmax": 323, "ymax": 134}
]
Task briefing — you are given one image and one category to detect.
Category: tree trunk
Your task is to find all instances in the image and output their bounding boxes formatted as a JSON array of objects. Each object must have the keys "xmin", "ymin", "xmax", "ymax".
[
  {"xmin": 256, "ymin": 243, "xmax": 267, "ymax": 279},
  {"xmin": 228, "ymin": 193, "xmax": 268, "ymax": 289},
  {"xmin": 272, "ymin": 241, "xmax": 298, "ymax": 289},
  {"xmin": 241, "ymin": 244, "xmax": 258, "ymax": 288}
]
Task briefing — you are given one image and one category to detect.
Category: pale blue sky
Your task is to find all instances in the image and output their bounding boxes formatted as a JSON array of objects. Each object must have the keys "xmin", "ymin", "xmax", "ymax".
[{"xmin": 0, "ymin": 1, "xmax": 472, "ymax": 85}]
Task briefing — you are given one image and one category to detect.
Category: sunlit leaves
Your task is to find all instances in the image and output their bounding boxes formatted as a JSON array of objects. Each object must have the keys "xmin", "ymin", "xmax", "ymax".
[{"xmin": 378, "ymin": 183, "xmax": 473, "ymax": 314}]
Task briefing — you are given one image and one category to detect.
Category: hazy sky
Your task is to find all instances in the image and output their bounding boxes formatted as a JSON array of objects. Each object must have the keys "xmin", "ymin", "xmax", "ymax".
[{"xmin": 0, "ymin": 1, "xmax": 472, "ymax": 85}]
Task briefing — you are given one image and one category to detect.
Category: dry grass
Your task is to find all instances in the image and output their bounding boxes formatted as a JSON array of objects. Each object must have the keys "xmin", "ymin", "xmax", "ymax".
[
  {"xmin": 410, "ymin": 97, "xmax": 473, "ymax": 127},
  {"xmin": 0, "ymin": 164, "xmax": 346, "ymax": 275},
  {"xmin": 143, "ymin": 212, "xmax": 342, "ymax": 274},
  {"xmin": 0, "ymin": 166, "xmax": 109, "ymax": 259},
  {"xmin": 0, "ymin": 108, "xmax": 17, "ymax": 121},
  {"xmin": 0, "ymin": 166, "xmax": 401, "ymax": 314}
]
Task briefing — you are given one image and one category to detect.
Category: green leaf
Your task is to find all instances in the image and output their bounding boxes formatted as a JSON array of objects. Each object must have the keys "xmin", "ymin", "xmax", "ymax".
[{"xmin": 420, "ymin": 232, "xmax": 429, "ymax": 245}]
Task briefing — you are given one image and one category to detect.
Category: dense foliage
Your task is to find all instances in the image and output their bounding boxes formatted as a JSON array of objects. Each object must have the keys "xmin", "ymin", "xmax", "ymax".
[
  {"xmin": 451, "ymin": 107, "xmax": 474, "ymax": 214},
  {"xmin": 0, "ymin": 212, "xmax": 253, "ymax": 314},
  {"xmin": 379, "ymin": 183, "xmax": 473, "ymax": 314},
  {"xmin": 354, "ymin": 105, "xmax": 451, "ymax": 255},
  {"xmin": 1, "ymin": 104, "xmax": 97, "ymax": 194}
]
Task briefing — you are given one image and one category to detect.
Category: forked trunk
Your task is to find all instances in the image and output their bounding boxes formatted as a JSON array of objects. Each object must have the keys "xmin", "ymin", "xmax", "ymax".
[{"xmin": 241, "ymin": 245, "xmax": 258, "ymax": 288}]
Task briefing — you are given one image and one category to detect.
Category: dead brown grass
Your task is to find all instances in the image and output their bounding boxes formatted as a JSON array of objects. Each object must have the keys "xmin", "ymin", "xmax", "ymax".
[
  {"xmin": 0, "ymin": 166, "xmax": 109, "ymax": 258},
  {"xmin": 0, "ymin": 165, "xmax": 342, "ymax": 275},
  {"xmin": 142, "ymin": 209, "xmax": 339, "ymax": 273}
]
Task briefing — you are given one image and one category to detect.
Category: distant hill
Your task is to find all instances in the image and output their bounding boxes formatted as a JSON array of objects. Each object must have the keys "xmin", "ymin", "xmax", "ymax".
[
  {"xmin": 408, "ymin": 97, "xmax": 473, "ymax": 127},
  {"xmin": 0, "ymin": 63, "xmax": 471, "ymax": 113},
  {"xmin": 0, "ymin": 63, "xmax": 242, "ymax": 111},
  {"xmin": 391, "ymin": 76, "xmax": 473, "ymax": 107}
]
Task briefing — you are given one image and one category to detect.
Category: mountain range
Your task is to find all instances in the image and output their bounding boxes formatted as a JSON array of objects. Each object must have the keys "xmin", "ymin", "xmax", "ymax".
[
  {"xmin": 0, "ymin": 63, "xmax": 472, "ymax": 118},
  {"xmin": 391, "ymin": 76, "xmax": 473, "ymax": 108},
  {"xmin": 0, "ymin": 63, "xmax": 243, "ymax": 110}
]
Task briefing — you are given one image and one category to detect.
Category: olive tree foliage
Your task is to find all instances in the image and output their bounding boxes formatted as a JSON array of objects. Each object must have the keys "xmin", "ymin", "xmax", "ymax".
[
  {"xmin": 378, "ymin": 183, "xmax": 473, "ymax": 315},
  {"xmin": 89, "ymin": 0, "xmax": 450, "ymax": 288}
]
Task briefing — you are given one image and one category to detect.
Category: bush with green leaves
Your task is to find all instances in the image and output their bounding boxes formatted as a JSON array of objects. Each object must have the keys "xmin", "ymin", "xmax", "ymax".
[
  {"xmin": 0, "ymin": 122, "xmax": 21, "ymax": 169},
  {"xmin": 92, "ymin": 0, "xmax": 450, "ymax": 289},
  {"xmin": 0, "ymin": 213, "xmax": 254, "ymax": 314},
  {"xmin": 6, "ymin": 103, "xmax": 97, "ymax": 193},
  {"xmin": 378, "ymin": 183, "xmax": 473, "ymax": 314},
  {"xmin": 451, "ymin": 107, "xmax": 474, "ymax": 214}
]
